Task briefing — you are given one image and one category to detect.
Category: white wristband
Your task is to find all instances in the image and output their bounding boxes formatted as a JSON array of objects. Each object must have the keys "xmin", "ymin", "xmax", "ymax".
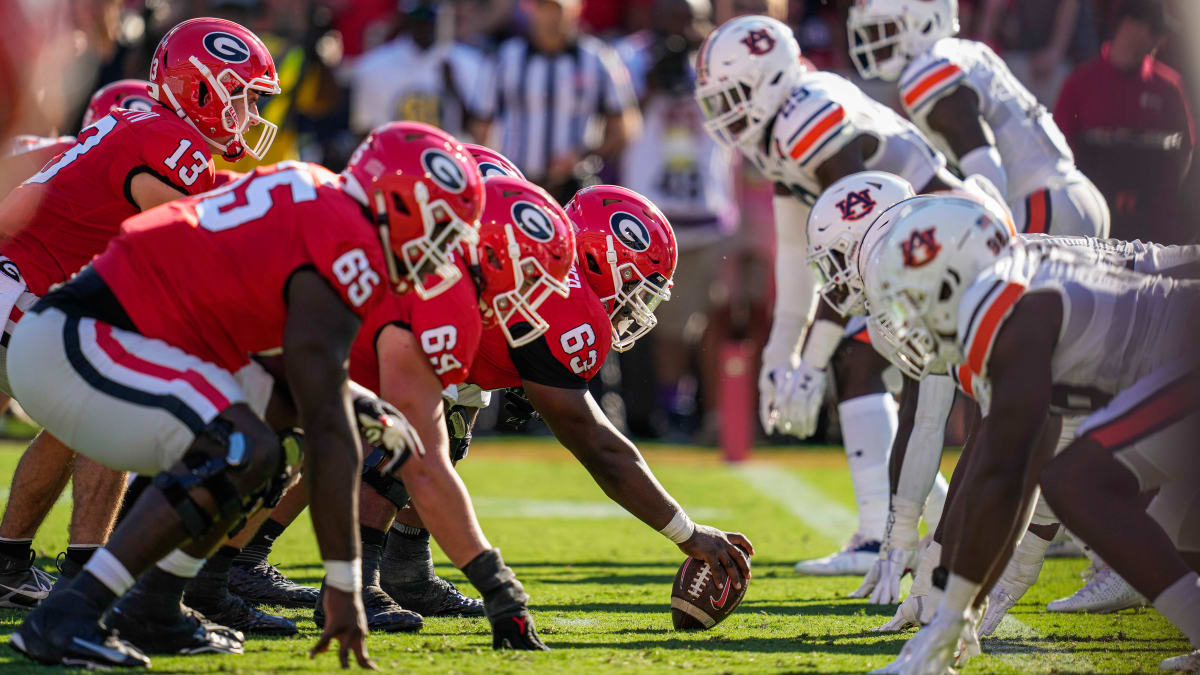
[
  {"xmin": 324, "ymin": 559, "xmax": 362, "ymax": 593},
  {"xmin": 800, "ymin": 318, "xmax": 843, "ymax": 369},
  {"xmin": 659, "ymin": 510, "xmax": 696, "ymax": 544}
]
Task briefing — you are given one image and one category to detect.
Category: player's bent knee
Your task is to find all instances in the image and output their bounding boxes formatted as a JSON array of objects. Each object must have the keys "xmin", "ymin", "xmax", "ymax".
[
  {"xmin": 154, "ymin": 409, "xmax": 286, "ymax": 539},
  {"xmin": 362, "ymin": 447, "xmax": 411, "ymax": 509}
]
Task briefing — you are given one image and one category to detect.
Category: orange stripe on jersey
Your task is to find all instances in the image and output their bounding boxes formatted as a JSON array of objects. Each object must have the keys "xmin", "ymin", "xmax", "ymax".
[
  {"xmin": 1087, "ymin": 374, "xmax": 1200, "ymax": 450},
  {"xmin": 965, "ymin": 282, "xmax": 1026, "ymax": 377},
  {"xmin": 957, "ymin": 363, "xmax": 975, "ymax": 399},
  {"xmin": 789, "ymin": 106, "xmax": 846, "ymax": 161},
  {"xmin": 902, "ymin": 64, "xmax": 962, "ymax": 108},
  {"xmin": 1025, "ymin": 190, "xmax": 1049, "ymax": 234}
]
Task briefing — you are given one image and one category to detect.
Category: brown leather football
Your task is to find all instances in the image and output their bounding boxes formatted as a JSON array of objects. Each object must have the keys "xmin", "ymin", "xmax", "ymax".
[{"xmin": 670, "ymin": 556, "xmax": 747, "ymax": 630}]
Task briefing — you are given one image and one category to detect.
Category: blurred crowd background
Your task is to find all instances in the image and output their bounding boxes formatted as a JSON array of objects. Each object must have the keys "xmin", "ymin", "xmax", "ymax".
[{"xmin": 4, "ymin": 0, "xmax": 1197, "ymax": 446}]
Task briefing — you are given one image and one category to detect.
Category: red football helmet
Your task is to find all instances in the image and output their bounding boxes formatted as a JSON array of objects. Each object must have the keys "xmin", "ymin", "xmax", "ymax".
[
  {"xmin": 148, "ymin": 18, "xmax": 280, "ymax": 161},
  {"xmin": 343, "ymin": 121, "xmax": 485, "ymax": 300},
  {"xmin": 463, "ymin": 176, "xmax": 575, "ymax": 347},
  {"xmin": 566, "ymin": 185, "xmax": 677, "ymax": 352},
  {"xmin": 463, "ymin": 144, "xmax": 525, "ymax": 181},
  {"xmin": 81, "ymin": 79, "xmax": 154, "ymax": 129}
]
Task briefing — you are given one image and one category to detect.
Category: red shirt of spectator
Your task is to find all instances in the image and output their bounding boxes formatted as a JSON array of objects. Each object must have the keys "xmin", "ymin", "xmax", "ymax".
[{"xmin": 1054, "ymin": 41, "xmax": 1194, "ymax": 242}]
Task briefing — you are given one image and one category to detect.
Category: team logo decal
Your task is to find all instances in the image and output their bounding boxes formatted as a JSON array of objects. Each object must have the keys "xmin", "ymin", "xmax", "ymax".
[
  {"xmin": 421, "ymin": 149, "xmax": 467, "ymax": 193},
  {"xmin": 741, "ymin": 29, "xmax": 776, "ymax": 56},
  {"xmin": 0, "ymin": 260, "xmax": 20, "ymax": 283},
  {"xmin": 512, "ymin": 201, "xmax": 555, "ymax": 242},
  {"xmin": 610, "ymin": 211, "xmax": 651, "ymax": 252},
  {"xmin": 836, "ymin": 189, "xmax": 877, "ymax": 221},
  {"xmin": 901, "ymin": 227, "xmax": 942, "ymax": 267},
  {"xmin": 478, "ymin": 161, "xmax": 513, "ymax": 178},
  {"xmin": 202, "ymin": 31, "xmax": 251, "ymax": 63},
  {"xmin": 123, "ymin": 96, "xmax": 155, "ymax": 114}
]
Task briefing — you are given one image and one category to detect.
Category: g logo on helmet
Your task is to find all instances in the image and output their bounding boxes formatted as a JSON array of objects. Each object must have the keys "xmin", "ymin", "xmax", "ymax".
[
  {"xmin": 512, "ymin": 201, "xmax": 555, "ymax": 242},
  {"xmin": 479, "ymin": 162, "xmax": 514, "ymax": 179},
  {"xmin": 202, "ymin": 32, "xmax": 251, "ymax": 63},
  {"xmin": 610, "ymin": 211, "xmax": 651, "ymax": 252},
  {"xmin": 123, "ymin": 96, "xmax": 155, "ymax": 114},
  {"xmin": 421, "ymin": 149, "xmax": 467, "ymax": 194}
]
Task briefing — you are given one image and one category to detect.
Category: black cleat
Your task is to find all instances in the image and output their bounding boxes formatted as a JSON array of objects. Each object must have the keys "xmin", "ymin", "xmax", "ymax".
[
  {"xmin": 382, "ymin": 575, "xmax": 485, "ymax": 618},
  {"xmin": 0, "ymin": 550, "xmax": 54, "ymax": 609},
  {"xmin": 228, "ymin": 560, "xmax": 319, "ymax": 608},
  {"xmin": 9, "ymin": 588, "xmax": 149, "ymax": 668},
  {"xmin": 315, "ymin": 584, "xmax": 423, "ymax": 633},
  {"xmin": 105, "ymin": 581, "xmax": 244, "ymax": 655},
  {"xmin": 184, "ymin": 585, "xmax": 297, "ymax": 636}
]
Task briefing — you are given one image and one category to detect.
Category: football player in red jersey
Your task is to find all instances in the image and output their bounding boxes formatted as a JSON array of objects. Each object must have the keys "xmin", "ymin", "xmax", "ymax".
[
  {"xmin": 387, "ymin": 184, "xmax": 756, "ymax": 598},
  {"xmin": 336, "ymin": 174, "xmax": 571, "ymax": 646},
  {"xmin": 5, "ymin": 121, "xmax": 481, "ymax": 669},
  {"xmin": 0, "ymin": 17, "xmax": 280, "ymax": 621}
]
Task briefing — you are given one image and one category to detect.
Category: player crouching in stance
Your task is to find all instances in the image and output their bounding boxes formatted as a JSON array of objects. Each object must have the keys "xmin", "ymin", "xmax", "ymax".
[
  {"xmin": 695, "ymin": 15, "xmax": 962, "ymax": 575},
  {"xmin": 336, "ymin": 169, "xmax": 572, "ymax": 646},
  {"xmin": 3, "ymin": 122, "xmax": 522, "ymax": 669},
  {"xmin": 861, "ymin": 197, "xmax": 1200, "ymax": 674}
]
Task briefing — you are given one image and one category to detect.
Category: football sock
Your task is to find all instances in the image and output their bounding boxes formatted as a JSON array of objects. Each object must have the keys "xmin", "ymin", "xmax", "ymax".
[
  {"xmin": 65, "ymin": 544, "xmax": 99, "ymax": 567},
  {"xmin": 0, "ymin": 537, "xmax": 32, "ymax": 561},
  {"xmin": 385, "ymin": 524, "xmax": 434, "ymax": 585},
  {"xmin": 233, "ymin": 518, "xmax": 287, "ymax": 568},
  {"xmin": 838, "ymin": 393, "xmax": 897, "ymax": 541},
  {"xmin": 1154, "ymin": 572, "xmax": 1200, "ymax": 648},
  {"xmin": 81, "ymin": 547, "xmax": 133, "ymax": 598},
  {"xmin": 361, "ymin": 526, "xmax": 387, "ymax": 588},
  {"xmin": 186, "ymin": 546, "xmax": 238, "ymax": 596}
]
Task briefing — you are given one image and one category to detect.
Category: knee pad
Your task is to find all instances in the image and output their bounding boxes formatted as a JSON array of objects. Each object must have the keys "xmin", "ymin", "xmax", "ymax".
[
  {"xmin": 362, "ymin": 447, "xmax": 411, "ymax": 509},
  {"xmin": 1148, "ymin": 480, "xmax": 1200, "ymax": 552},
  {"xmin": 446, "ymin": 405, "xmax": 472, "ymax": 464},
  {"xmin": 155, "ymin": 419, "xmax": 286, "ymax": 539}
]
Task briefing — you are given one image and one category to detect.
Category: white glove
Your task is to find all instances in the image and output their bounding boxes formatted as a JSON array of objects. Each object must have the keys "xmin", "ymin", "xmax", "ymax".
[
  {"xmin": 870, "ymin": 610, "xmax": 966, "ymax": 675},
  {"xmin": 774, "ymin": 361, "xmax": 826, "ymax": 439},
  {"xmin": 869, "ymin": 547, "xmax": 917, "ymax": 605},
  {"xmin": 354, "ymin": 395, "xmax": 426, "ymax": 472},
  {"xmin": 978, "ymin": 531, "xmax": 1050, "ymax": 636},
  {"xmin": 758, "ymin": 353, "xmax": 799, "ymax": 434}
]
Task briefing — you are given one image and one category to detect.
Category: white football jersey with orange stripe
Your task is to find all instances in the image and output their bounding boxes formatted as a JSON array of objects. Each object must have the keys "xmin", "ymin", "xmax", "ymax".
[
  {"xmin": 898, "ymin": 38, "xmax": 1075, "ymax": 203},
  {"xmin": 952, "ymin": 245, "xmax": 1200, "ymax": 416},
  {"xmin": 753, "ymin": 71, "xmax": 945, "ymax": 204}
]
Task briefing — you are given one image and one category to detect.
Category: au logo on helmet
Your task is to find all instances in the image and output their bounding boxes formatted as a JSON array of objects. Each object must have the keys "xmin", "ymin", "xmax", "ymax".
[
  {"xmin": 610, "ymin": 212, "xmax": 651, "ymax": 252},
  {"xmin": 741, "ymin": 29, "xmax": 776, "ymax": 55},
  {"xmin": 901, "ymin": 227, "xmax": 941, "ymax": 267},
  {"xmin": 202, "ymin": 32, "xmax": 251, "ymax": 63},
  {"xmin": 836, "ymin": 189, "xmax": 877, "ymax": 221},
  {"xmin": 421, "ymin": 149, "xmax": 466, "ymax": 193},
  {"xmin": 512, "ymin": 201, "xmax": 554, "ymax": 242}
]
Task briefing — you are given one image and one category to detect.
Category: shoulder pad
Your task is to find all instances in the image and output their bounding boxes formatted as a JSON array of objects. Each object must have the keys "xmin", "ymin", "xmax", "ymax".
[
  {"xmin": 898, "ymin": 42, "xmax": 967, "ymax": 115},
  {"xmin": 772, "ymin": 75, "xmax": 853, "ymax": 169},
  {"xmin": 954, "ymin": 250, "xmax": 1035, "ymax": 396}
]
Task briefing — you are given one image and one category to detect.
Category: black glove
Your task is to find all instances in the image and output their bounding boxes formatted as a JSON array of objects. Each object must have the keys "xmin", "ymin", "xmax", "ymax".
[
  {"xmin": 489, "ymin": 610, "xmax": 548, "ymax": 650},
  {"xmin": 445, "ymin": 405, "xmax": 473, "ymax": 463},
  {"xmin": 462, "ymin": 548, "xmax": 549, "ymax": 651},
  {"xmin": 502, "ymin": 388, "xmax": 540, "ymax": 432},
  {"xmin": 353, "ymin": 394, "xmax": 423, "ymax": 470}
]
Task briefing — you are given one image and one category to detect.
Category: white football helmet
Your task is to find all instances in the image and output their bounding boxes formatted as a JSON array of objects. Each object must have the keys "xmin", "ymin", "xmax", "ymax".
[
  {"xmin": 847, "ymin": 0, "xmax": 959, "ymax": 81},
  {"xmin": 864, "ymin": 196, "xmax": 1019, "ymax": 374},
  {"xmin": 807, "ymin": 171, "xmax": 916, "ymax": 317},
  {"xmin": 695, "ymin": 15, "xmax": 806, "ymax": 150}
]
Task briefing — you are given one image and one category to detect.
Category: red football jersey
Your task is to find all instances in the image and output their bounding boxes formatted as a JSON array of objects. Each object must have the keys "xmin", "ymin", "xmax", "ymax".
[
  {"xmin": 467, "ymin": 265, "xmax": 612, "ymax": 390},
  {"xmin": 349, "ymin": 258, "xmax": 482, "ymax": 393},
  {"xmin": 2, "ymin": 135, "xmax": 76, "ymax": 196},
  {"xmin": 0, "ymin": 106, "xmax": 215, "ymax": 296},
  {"xmin": 94, "ymin": 161, "xmax": 390, "ymax": 372}
]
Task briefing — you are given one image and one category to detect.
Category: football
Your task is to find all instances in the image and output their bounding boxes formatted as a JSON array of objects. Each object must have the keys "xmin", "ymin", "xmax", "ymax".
[{"xmin": 670, "ymin": 556, "xmax": 748, "ymax": 630}]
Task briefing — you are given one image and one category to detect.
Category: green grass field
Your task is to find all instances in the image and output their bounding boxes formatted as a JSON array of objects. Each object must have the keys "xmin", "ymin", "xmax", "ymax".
[{"xmin": 0, "ymin": 437, "xmax": 1187, "ymax": 673}]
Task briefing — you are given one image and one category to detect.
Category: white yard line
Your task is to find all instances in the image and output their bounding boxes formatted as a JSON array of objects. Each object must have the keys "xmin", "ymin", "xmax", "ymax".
[
  {"xmin": 472, "ymin": 496, "xmax": 726, "ymax": 521},
  {"xmin": 732, "ymin": 461, "xmax": 857, "ymax": 543}
]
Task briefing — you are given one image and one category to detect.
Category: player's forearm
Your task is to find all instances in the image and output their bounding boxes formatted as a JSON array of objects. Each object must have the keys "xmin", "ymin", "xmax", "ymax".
[
  {"xmin": 764, "ymin": 194, "xmax": 817, "ymax": 364},
  {"xmin": 301, "ymin": 389, "xmax": 363, "ymax": 564},
  {"xmin": 569, "ymin": 426, "xmax": 683, "ymax": 530},
  {"xmin": 894, "ymin": 375, "xmax": 954, "ymax": 503}
]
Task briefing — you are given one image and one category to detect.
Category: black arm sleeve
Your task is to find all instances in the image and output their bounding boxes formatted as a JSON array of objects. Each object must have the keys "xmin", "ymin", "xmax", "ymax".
[{"xmin": 508, "ymin": 334, "xmax": 588, "ymax": 390}]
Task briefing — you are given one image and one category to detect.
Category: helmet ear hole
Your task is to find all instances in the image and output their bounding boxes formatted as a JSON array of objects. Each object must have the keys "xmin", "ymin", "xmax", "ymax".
[
  {"xmin": 485, "ymin": 245, "xmax": 503, "ymax": 271},
  {"xmin": 198, "ymin": 82, "xmax": 210, "ymax": 107},
  {"xmin": 390, "ymin": 193, "xmax": 411, "ymax": 216},
  {"xmin": 938, "ymin": 280, "xmax": 954, "ymax": 302},
  {"xmin": 585, "ymin": 252, "xmax": 603, "ymax": 276}
]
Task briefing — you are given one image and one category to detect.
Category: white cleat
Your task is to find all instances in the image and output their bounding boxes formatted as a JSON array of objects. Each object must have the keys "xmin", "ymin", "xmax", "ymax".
[
  {"xmin": 794, "ymin": 533, "xmax": 881, "ymax": 576},
  {"xmin": 1159, "ymin": 649, "xmax": 1200, "ymax": 672},
  {"xmin": 1044, "ymin": 537, "xmax": 1086, "ymax": 558},
  {"xmin": 1046, "ymin": 563, "xmax": 1147, "ymax": 613}
]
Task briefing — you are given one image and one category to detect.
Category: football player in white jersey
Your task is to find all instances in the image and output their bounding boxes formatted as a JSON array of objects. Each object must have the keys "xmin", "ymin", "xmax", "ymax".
[
  {"xmin": 847, "ymin": 0, "xmax": 1110, "ymax": 239},
  {"xmin": 860, "ymin": 197, "xmax": 1200, "ymax": 674},
  {"xmin": 807, "ymin": 171, "xmax": 1200, "ymax": 636},
  {"xmin": 695, "ymin": 14, "xmax": 961, "ymax": 575}
]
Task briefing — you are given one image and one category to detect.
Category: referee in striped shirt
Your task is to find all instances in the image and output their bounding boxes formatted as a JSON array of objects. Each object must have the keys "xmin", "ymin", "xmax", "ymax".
[{"xmin": 473, "ymin": 0, "xmax": 641, "ymax": 202}]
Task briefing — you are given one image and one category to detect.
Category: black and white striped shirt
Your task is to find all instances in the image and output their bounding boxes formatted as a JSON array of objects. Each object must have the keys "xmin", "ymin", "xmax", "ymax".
[{"xmin": 477, "ymin": 35, "xmax": 636, "ymax": 182}]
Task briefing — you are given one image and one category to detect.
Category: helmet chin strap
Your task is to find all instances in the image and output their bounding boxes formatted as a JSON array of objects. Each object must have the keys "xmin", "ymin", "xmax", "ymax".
[{"xmin": 373, "ymin": 190, "xmax": 402, "ymax": 288}]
